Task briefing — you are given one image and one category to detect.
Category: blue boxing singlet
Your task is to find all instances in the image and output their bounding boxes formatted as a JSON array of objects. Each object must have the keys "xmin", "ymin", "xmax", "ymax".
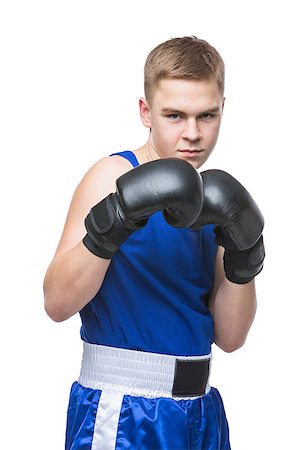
[{"xmin": 79, "ymin": 151, "xmax": 218, "ymax": 357}]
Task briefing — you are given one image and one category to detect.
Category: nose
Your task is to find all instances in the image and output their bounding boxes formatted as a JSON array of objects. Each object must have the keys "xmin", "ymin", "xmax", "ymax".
[{"xmin": 182, "ymin": 118, "xmax": 201, "ymax": 142}]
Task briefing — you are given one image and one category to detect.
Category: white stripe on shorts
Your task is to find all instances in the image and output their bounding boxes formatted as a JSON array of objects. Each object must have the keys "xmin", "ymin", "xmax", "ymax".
[{"xmin": 91, "ymin": 390, "xmax": 123, "ymax": 450}]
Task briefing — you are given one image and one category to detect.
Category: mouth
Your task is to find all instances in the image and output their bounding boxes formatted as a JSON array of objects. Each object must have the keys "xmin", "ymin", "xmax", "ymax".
[{"xmin": 178, "ymin": 149, "xmax": 203, "ymax": 156}]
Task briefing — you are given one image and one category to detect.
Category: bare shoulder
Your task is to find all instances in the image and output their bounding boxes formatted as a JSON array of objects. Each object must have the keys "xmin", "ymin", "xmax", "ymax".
[
  {"xmin": 79, "ymin": 154, "xmax": 134, "ymax": 197},
  {"xmin": 53, "ymin": 154, "xmax": 134, "ymax": 257}
]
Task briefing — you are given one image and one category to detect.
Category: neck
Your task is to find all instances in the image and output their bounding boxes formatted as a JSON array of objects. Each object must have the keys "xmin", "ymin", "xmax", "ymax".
[{"xmin": 144, "ymin": 140, "xmax": 160, "ymax": 163}]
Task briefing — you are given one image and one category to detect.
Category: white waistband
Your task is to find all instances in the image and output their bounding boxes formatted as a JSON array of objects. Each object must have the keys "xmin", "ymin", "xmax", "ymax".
[{"xmin": 78, "ymin": 342, "xmax": 211, "ymax": 398}]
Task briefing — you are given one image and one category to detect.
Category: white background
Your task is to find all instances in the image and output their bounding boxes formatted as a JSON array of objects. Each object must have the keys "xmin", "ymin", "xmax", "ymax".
[{"xmin": 1, "ymin": 0, "xmax": 299, "ymax": 448}]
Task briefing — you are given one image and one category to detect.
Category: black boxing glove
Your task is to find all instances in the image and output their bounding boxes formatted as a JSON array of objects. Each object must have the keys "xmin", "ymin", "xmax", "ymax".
[
  {"xmin": 220, "ymin": 234, "xmax": 265, "ymax": 284},
  {"xmin": 83, "ymin": 158, "xmax": 203, "ymax": 259},
  {"xmin": 190, "ymin": 169, "xmax": 265, "ymax": 284}
]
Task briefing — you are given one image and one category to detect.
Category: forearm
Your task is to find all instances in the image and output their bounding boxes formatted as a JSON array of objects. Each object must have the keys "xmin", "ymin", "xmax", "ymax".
[
  {"xmin": 211, "ymin": 277, "xmax": 257, "ymax": 353},
  {"xmin": 43, "ymin": 241, "xmax": 111, "ymax": 322}
]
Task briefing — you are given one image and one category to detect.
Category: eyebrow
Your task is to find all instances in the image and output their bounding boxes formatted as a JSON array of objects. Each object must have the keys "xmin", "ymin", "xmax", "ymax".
[{"xmin": 161, "ymin": 106, "xmax": 220, "ymax": 115}]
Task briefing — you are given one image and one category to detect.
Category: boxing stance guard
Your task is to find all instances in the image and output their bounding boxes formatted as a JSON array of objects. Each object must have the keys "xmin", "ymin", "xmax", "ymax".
[{"xmin": 65, "ymin": 154, "xmax": 265, "ymax": 449}]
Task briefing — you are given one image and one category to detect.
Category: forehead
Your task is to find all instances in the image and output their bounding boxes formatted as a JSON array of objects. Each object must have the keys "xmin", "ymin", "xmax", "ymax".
[{"xmin": 151, "ymin": 78, "xmax": 222, "ymax": 112}]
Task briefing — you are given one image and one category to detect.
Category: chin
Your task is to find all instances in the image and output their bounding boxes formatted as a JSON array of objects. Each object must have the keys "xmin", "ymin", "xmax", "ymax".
[
  {"xmin": 179, "ymin": 156, "xmax": 203, "ymax": 170},
  {"xmin": 191, "ymin": 161, "xmax": 203, "ymax": 170}
]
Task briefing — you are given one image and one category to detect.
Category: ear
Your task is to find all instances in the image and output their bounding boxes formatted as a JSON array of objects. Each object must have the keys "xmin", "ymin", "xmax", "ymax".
[
  {"xmin": 139, "ymin": 97, "xmax": 152, "ymax": 128},
  {"xmin": 222, "ymin": 97, "xmax": 225, "ymax": 111}
]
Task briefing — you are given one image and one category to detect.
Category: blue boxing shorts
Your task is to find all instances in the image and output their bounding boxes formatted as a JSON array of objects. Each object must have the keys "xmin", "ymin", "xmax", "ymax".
[{"xmin": 65, "ymin": 343, "xmax": 231, "ymax": 449}]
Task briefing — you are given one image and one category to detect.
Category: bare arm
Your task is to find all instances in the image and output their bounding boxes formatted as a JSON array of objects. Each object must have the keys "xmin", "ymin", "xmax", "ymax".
[
  {"xmin": 208, "ymin": 247, "xmax": 257, "ymax": 353},
  {"xmin": 43, "ymin": 155, "xmax": 133, "ymax": 322}
]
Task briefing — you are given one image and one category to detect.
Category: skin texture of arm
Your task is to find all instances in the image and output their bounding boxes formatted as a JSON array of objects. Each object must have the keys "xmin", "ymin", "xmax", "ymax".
[
  {"xmin": 208, "ymin": 247, "xmax": 257, "ymax": 353},
  {"xmin": 43, "ymin": 155, "xmax": 133, "ymax": 322}
]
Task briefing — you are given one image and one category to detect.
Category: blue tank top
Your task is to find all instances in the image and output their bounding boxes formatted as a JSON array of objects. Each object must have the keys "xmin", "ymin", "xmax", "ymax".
[{"xmin": 80, "ymin": 151, "xmax": 217, "ymax": 356}]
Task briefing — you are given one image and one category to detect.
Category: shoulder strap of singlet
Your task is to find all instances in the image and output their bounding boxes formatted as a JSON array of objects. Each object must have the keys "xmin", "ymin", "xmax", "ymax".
[{"xmin": 109, "ymin": 150, "xmax": 139, "ymax": 168}]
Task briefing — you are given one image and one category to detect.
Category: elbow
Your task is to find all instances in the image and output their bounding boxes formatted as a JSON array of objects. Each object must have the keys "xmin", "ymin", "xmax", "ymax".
[
  {"xmin": 44, "ymin": 289, "xmax": 70, "ymax": 323},
  {"xmin": 219, "ymin": 342, "xmax": 244, "ymax": 353},
  {"xmin": 215, "ymin": 336, "xmax": 247, "ymax": 353},
  {"xmin": 45, "ymin": 310, "xmax": 69, "ymax": 323},
  {"xmin": 44, "ymin": 300, "xmax": 69, "ymax": 323},
  {"xmin": 43, "ymin": 276, "xmax": 72, "ymax": 322}
]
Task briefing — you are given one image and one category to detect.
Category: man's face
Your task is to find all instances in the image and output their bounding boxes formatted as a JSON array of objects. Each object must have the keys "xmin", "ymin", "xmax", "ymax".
[{"xmin": 140, "ymin": 78, "xmax": 224, "ymax": 169}]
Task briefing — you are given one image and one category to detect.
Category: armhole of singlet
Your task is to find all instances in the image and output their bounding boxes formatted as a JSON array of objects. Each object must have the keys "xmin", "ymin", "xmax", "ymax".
[{"xmin": 109, "ymin": 150, "xmax": 139, "ymax": 168}]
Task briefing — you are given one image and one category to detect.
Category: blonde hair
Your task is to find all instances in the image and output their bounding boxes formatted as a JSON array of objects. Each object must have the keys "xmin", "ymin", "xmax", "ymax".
[{"xmin": 144, "ymin": 36, "xmax": 225, "ymax": 104}]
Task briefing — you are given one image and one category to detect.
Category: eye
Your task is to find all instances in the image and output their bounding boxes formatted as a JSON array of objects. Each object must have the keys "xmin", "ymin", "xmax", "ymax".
[
  {"xmin": 167, "ymin": 113, "xmax": 182, "ymax": 121},
  {"xmin": 199, "ymin": 113, "xmax": 216, "ymax": 121}
]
